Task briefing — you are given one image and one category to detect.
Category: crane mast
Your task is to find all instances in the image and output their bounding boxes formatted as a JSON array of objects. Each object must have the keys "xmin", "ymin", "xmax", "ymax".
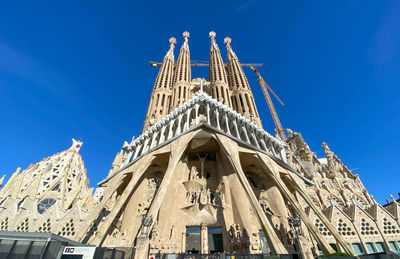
[
  {"xmin": 150, "ymin": 61, "xmax": 263, "ymax": 67},
  {"xmin": 250, "ymin": 66, "xmax": 286, "ymax": 141}
]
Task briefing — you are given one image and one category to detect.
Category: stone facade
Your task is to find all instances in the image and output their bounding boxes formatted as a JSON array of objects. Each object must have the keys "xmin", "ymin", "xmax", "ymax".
[{"xmin": 1, "ymin": 32, "xmax": 400, "ymax": 258}]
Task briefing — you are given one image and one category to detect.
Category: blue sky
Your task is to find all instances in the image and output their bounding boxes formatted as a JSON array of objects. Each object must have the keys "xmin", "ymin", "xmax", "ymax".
[{"xmin": 0, "ymin": 1, "xmax": 399, "ymax": 204}]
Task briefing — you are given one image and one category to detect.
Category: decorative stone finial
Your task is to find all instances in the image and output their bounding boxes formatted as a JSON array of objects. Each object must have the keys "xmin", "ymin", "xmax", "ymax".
[
  {"xmin": 224, "ymin": 37, "xmax": 232, "ymax": 49},
  {"xmin": 169, "ymin": 37, "xmax": 176, "ymax": 49},
  {"xmin": 0, "ymin": 175, "xmax": 5, "ymax": 188},
  {"xmin": 209, "ymin": 31, "xmax": 216, "ymax": 42},
  {"xmin": 70, "ymin": 138, "xmax": 83, "ymax": 152},
  {"xmin": 183, "ymin": 31, "xmax": 190, "ymax": 41}
]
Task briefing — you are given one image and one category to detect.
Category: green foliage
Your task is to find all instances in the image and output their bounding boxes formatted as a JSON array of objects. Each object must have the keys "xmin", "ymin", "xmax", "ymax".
[{"xmin": 323, "ymin": 252, "xmax": 353, "ymax": 257}]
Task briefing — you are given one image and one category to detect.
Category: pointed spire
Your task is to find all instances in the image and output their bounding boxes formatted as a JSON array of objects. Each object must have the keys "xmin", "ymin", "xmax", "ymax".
[
  {"xmin": 143, "ymin": 37, "xmax": 176, "ymax": 131},
  {"xmin": 224, "ymin": 37, "xmax": 262, "ymax": 127},
  {"xmin": 182, "ymin": 31, "xmax": 190, "ymax": 49},
  {"xmin": 224, "ymin": 37, "xmax": 236, "ymax": 59},
  {"xmin": 0, "ymin": 168, "xmax": 20, "ymax": 197},
  {"xmin": 209, "ymin": 31, "xmax": 231, "ymax": 107},
  {"xmin": 171, "ymin": 31, "xmax": 192, "ymax": 110},
  {"xmin": 0, "ymin": 175, "xmax": 5, "ymax": 188},
  {"xmin": 390, "ymin": 194, "xmax": 397, "ymax": 203},
  {"xmin": 69, "ymin": 138, "xmax": 83, "ymax": 152},
  {"xmin": 209, "ymin": 31, "xmax": 218, "ymax": 49},
  {"xmin": 164, "ymin": 37, "xmax": 176, "ymax": 60}
]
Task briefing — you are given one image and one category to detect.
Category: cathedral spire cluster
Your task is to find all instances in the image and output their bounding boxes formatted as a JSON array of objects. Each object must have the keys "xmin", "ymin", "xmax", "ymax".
[{"xmin": 143, "ymin": 31, "xmax": 264, "ymax": 132}]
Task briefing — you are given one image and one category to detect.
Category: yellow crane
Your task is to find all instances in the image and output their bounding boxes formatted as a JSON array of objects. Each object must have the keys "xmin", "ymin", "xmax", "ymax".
[
  {"xmin": 250, "ymin": 66, "xmax": 286, "ymax": 141},
  {"xmin": 150, "ymin": 61, "xmax": 263, "ymax": 67}
]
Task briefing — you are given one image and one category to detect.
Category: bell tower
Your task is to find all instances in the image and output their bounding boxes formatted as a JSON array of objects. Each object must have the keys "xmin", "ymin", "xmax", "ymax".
[
  {"xmin": 209, "ymin": 31, "xmax": 232, "ymax": 108},
  {"xmin": 143, "ymin": 37, "xmax": 176, "ymax": 131},
  {"xmin": 224, "ymin": 37, "xmax": 262, "ymax": 127},
  {"xmin": 171, "ymin": 31, "xmax": 191, "ymax": 110}
]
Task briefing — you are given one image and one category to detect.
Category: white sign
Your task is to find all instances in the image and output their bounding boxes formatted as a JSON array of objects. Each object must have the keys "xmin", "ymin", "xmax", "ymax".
[{"xmin": 63, "ymin": 246, "xmax": 96, "ymax": 259}]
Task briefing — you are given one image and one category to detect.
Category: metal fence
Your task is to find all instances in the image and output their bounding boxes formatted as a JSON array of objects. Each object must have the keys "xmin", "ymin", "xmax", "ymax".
[
  {"xmin": 359, "ymin": 252, "xmax": 400, "ymax": 259},
  {"xmin": 150, "ymin": 254, "xmax": 294, "ymax": 259}
]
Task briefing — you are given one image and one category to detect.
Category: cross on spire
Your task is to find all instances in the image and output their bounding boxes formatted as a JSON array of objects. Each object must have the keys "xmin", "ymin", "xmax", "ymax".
[{"xmin": 192, "ymin": 78, "xmax": 210, "ymax": 93}]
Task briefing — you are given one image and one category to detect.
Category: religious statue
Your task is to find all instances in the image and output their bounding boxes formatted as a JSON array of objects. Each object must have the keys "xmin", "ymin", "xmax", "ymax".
[{"xmin": 189, "ymin": 166, "xmax": 199, "ymax": 180}]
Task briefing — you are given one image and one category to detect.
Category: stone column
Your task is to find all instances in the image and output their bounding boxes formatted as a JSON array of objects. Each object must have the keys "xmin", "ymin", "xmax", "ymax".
[{"xmin": 201, "ymin": 223, "xmax": 208, "ymax": 254}]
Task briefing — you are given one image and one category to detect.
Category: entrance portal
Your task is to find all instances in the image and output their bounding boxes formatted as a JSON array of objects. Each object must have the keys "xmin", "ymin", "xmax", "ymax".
[
  {"xmin": 208, "ymin": 227, "xmax": 223, "ymax": 253},
  {"xmin": 185, "ymin": 227, "xmax": 200, "ymax": 253}
]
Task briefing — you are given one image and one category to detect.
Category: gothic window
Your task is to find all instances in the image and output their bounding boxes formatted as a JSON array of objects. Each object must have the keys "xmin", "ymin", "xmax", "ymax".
[
  {"xmin": 360, "ymin": 218, "xmax": 378, "ymax": 236},
  {"xmin": 0, "ymin": 217, "xmax": 8, "ymax": 231},
  {"xmin": 18, "ymin": 195, "xmax": 29, "ymax": 208},
  {"xmin": 52, "ymin": 183, "xmax": 60, "ymax": 192},
  {"xmin": 37, "ymin": 198, "xmax": 56, "ymax": 214},
  {"xmin": 161, "ymin": 94, "xmax": 165, "ymax": 107},
  {"xmin": 58, "ymin": 219, "xmax": 76, "ymax": 237},
  {"xmin": 16, "ymin": 218, "xmax": 29, "ymax": 232},
  {"xmin": 239, "ymin": 95, "xmax": 245, "ymax": 112},
  {"xmin": 382, "ymin": 217, "xmax": 400, "ymax": 235},
  {"xmin": 314, "ymin": 218, "xmax": 331, "ymax": 237},
  {"xmin": 337, "ymin": 218, "xmax": 356, "ymax": 236},
  {"xmin": 38, "ymin": 219, "xmax": 51, "ymax": 233}
]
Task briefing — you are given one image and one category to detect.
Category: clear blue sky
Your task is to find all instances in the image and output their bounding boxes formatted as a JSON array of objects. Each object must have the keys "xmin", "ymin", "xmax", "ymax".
[{"xmin": 0, "ymin": 1, "xmax": 399, "ymax": 204}]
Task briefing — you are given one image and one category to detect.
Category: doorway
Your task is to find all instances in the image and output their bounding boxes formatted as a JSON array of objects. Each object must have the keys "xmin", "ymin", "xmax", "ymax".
[
  {"xmin": 185, "ymin": 227, "xmax": 200, "ymax": 253},
  {"xmin": 208, "ymin": 227, "xmax": 223, "ymax": 253}
]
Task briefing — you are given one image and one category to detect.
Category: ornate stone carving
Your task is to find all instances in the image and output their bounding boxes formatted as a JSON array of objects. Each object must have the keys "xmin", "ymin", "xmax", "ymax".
[
  {"xmin": 189, "ymin": 166, "xmax": 199, "ymax": 181},
  {"xmin": 185, "ymin": 187, "xmax": 224, "ymax": 207},
  {"xmin": 229, "ymin": 224, "xmax": 242, "ymax": 243}
]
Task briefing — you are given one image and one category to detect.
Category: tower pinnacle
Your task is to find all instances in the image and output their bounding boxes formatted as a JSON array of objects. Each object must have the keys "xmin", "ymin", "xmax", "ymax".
[
  {"xmin": 209, "ymin": 31, "xmax": 231, "ymax": 107},
  {"xmin": 224, "ymin": 37, "xmax": 262, "ymax": 127},
  {"xmin": 169, "ymin": 37, "xmax": 176, "ymax": 46},
  {"xmin": 165, "ymin": 37, "xmax": 176, "ymax": 58},
  {"xmin": 209, "ymin": 31, "xmax": 216, "ymax": 42},
  {"xmin": 224, "ymin": 37, "xmax": 231, "ymax": 49},
  {"xmin": 171, "ymin": 31, "xmax": 192, "ymax": 110},
  {"xmin": 143, "ymin": 37, "xmax": 175, "ymax": 131},
  {"xmin": 182, "ymin": 31, "xmax": 190, "ymax": 49}
]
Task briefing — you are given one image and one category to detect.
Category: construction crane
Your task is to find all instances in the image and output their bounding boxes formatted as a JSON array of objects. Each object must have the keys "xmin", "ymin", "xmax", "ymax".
[
  {"xmin": 250, "ymin": 66, "xmax": 286, "ymax": 141},
  {"xmin": 150, "ymin": 61, "xmax": 263, "ymax": 67}
]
